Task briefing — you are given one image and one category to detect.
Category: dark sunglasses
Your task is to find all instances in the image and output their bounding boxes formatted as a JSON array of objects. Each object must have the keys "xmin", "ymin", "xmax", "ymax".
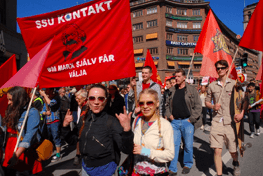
[
  {"xmin": 88, "ymin": 96, "xmax": 107, "ymax": 103},
  {"xmin": 138, "ymin": 101, "xmax": 155, "ymax": 107},
  {"xmin": 216, "ymin": 66, "xmax": 227, "ymax": 71}
]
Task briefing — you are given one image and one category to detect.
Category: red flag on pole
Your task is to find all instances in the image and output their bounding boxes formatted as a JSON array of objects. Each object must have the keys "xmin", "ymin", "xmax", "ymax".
[
  {"xmin": 17, "ymin": 0, "xmax": 135, "ymax": 88},
  {"xmin": 145, "ymin": 49, "xmax": 162, "ymax": 86},
  {"xmin": 239, "ymin": 0, "xmax": 263, "ymax": 101},
  {"xmin": 0, "ymin": 39, "xmax": 53, "ymax": 89},
  {"xmin": 194, "ymin": 9, "xmax": 238, "ymax": 79},
  {"xmin": 239, "ymin": 0, "xmax": 263, "ymax": 51},
  {"xmin": 0, "ymin": 54, "xmax": 17, "ymax": 117}
]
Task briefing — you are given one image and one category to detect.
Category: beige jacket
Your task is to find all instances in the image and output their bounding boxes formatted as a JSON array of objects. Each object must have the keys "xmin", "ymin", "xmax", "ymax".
[{"xmin": 132, "ymin": 117, "xmax": 174, "ymax": 163}]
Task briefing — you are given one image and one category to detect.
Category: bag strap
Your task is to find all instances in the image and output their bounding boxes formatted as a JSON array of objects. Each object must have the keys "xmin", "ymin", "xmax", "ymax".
[{"xmin": 149, "ymin": 82, "xmax": 156, "ymax": 89}]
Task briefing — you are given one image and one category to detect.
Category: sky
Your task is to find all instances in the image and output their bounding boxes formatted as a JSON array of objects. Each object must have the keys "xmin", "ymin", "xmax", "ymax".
[{"xmin": 17, "ymin": 0, "xmax": 259, "ymax": 36}]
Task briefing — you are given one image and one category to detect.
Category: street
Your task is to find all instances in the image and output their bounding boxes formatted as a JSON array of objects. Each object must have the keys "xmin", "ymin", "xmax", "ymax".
[{"xmin": 36, "ymin": 117, "xmax": 263, "ymax": 176}]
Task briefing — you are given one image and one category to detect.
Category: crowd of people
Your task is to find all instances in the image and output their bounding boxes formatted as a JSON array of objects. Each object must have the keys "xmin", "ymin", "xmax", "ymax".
[{"xmin": 0, "ymin": 60, "xmax": 262, "ymax": 176}]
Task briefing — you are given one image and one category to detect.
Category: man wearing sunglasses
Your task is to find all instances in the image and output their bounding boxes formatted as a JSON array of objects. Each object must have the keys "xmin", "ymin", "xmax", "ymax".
[
  {"xmin": 62, "ymin": 84, "xmax": 133, "ymax": 176},
  {"xmin": 205, "ymin": 60, "xmax": 243, "ymax": 176},
  {"xmin": 166, "ymin": 68, "xmax": 202, "ymax": 176}
]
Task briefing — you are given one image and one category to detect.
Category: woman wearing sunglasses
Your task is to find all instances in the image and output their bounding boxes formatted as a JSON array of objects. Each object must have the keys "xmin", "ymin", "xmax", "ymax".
[
  {"xmin": 131, "ymin": 88, "xmax": 174, "ymax": 176},
  {"xmin": 62, "ymin": 84, "xmax": 133, "ymax": 176}
]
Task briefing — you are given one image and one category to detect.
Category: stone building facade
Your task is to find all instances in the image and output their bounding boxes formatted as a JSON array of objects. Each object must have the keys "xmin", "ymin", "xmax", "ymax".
[{"xmin": 130, "ymin": 0, "xmax": 258, "ymax": 83}]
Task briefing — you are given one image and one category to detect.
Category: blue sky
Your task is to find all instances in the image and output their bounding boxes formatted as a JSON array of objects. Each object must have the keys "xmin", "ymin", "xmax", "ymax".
[{"xmin": 17, "ymin": 0, "xmax": 258, "ymax": 36}]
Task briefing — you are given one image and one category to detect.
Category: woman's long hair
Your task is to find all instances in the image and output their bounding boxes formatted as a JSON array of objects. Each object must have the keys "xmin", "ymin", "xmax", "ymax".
[{"xmin": 3, "ymin": 86, "xmax": 29, "ymax": 130}]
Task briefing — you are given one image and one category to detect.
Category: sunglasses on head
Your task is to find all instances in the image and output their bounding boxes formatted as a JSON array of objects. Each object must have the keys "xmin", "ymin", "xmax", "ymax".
[
  {"xmin": 88, "ymin": 96, "xmax": 107, "ymax": 103},
  {"xmin": 138, "ymin": 101, "xmax": 155, "ymax": 107},
  {"xmin": 216, "ymin": 66, "xmax": 227, "ymax": 71}
]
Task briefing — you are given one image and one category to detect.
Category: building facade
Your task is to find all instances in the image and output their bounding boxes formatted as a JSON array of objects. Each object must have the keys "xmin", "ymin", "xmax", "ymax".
[
  {"xmin": 0, "ymin": 0, "xmax": 27, "ymax": 68},
  {"xmin": 130, "ymin": 0, "xmax": 258, "ymax": 83}
]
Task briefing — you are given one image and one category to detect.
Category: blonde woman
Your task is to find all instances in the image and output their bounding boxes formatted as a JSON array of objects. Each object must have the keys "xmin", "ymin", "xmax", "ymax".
[{"xmin": 132, "ymin": 88, "xmax": 174, "ymax": 176}]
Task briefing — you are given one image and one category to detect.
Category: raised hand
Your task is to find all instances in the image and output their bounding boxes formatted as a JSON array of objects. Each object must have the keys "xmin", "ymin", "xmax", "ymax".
[
  {"xmin": 63, "ymin": 109, "xmax": 73, "ymax": 127},
  {"xmin": 115, "ymin": 106, "xmax": 132, "ymax": 132}
]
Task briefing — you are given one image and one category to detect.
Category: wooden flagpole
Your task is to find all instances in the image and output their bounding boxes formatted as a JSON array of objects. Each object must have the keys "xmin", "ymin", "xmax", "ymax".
[
  {"xmin": 186, "ymin": 53, "xmax": 195, "ymax": 82},
  {"xmin": 217, "ymin": 47, "xmax": 239, "ymax": 105},
  {"xmin": 13, "ymin": 87, "xmax": 37, "ymax": 153}
]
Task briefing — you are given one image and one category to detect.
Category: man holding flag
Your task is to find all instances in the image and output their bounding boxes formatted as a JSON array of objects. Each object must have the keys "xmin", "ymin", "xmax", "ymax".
[{"xmin": 205, "ymin": 60, "xmax": 244, "ymax": 176}]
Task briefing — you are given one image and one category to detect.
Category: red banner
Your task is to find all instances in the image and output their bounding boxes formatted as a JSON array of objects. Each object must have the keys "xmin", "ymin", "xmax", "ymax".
[
  {"xmin": 17, "ymin": 0, "xmax": 135, "ymax": 88},
  {"xmin": 0, "ymin": 55, "xmax": 17, "ymax": 117}
]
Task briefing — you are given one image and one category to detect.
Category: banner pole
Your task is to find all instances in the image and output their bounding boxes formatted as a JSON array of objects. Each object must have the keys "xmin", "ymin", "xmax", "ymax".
[
  {"xmin": 13, "ymin": 87, "xmax": 37, "ymax": 153},
  {"xmin": 218, "ymin": 47, "xmax": 239, "ymax": 105},
  {"xmin": 186, "ymin": 53, "xmax": 195, "ymax": 82}
]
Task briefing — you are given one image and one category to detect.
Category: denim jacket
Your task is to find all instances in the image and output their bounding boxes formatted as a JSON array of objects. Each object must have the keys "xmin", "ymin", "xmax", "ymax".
[
  {"xmin": 17, "ymin": 107, "xmax": 41, "ymax": 148},
  {"xmin": 41, "ymin": 100, "xmax": 60, "ymax": 123}
]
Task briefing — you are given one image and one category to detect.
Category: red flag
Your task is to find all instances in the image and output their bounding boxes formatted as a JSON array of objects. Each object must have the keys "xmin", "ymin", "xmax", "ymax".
[
  {"xmin": 256, "ymin": 64, "xmax": 262, "ymax": 80},
  {"xmin": 0, "ymin": 55, "xmax": 17, "ymax": 117},
  {"xmin": 194, "ymin": 9, "xmax": 238, "ymax": 79},
  {"xmin": 0, "ymin": 39, "xmax": 53, "ymax": 89},
  {"xmin": 145, "ymin": 50, "xmax": 162, "ymax": 85},
  {"xmin": 239, "ymin": 0, "xmax": 263, "ymax": 51},
  {"xmin": 17, "ymin": 0, "xmax": 135, "ymax": 88}
]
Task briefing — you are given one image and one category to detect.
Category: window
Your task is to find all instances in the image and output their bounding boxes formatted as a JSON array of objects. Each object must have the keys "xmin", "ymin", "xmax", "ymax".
[
  {"xmin": 167, "ymin": 47, "xmax": 173, "ymax": 54},
  {"xmin": 193, "ymin": 35, "xmax": 199, "ymax": 41},
  {"xmin": 193, "ymin": 22, "xmax": 201, "ymax": 28},
  {"xmin": 177, "ymin": 9, "xmax": 187, "ymax": 15},
  {"xmin": 177, "ymin": 22, "xmax": 187, "ymax": 28},
  {"xmin": 193, "ymin": 9, "xmax": 200, "ymax": 16},
  {"xmin": 177, "ymin": 35, "xmax": 188, "ymax": 42},
  {"xmin": 133, "ymin": 10, "xmax": 143, "ymax": 18},
  {"xmin": 167, "ymin": 33, "xmax": 173, "ymax": 40},
  {"xmin": 133, "ymin": 23, "xmax": 143, "ymax": 30},
  {"xmin": 147, "ymin": 6, "xmax": 157, "ymax": 15},
  {"xmin": 178, "ymin": 49, "xmax": 188, "ymax": 55},
  {"xmin": 166, "ymin": 19, "xmax": 172, "ymax": 27},
  {"xmin": 147, "ymin": 20, "xmax": 157, "ymax": 28},
  {"xmin": 149, "ymin": 48, "xmax": 158, "ymax": 54},
  {"xmin": 133, "ymin": 36, "xmax": 143, "ymax": 43},
  {"xmin": 166, "ymin": 6, "xmax": 172, "ymax": 13}
]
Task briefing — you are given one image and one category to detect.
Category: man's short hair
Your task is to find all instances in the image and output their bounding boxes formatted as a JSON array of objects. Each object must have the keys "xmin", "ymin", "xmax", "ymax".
[
  {"xmin": 215, "ymin": 60, "xmax": 229, "ymax": 68},
  {"xmin": 142, "ymin": 66, "xmax": 152, "ymax": 73},
  {"xmin": 170, "ymin": 77, "xmax": 175, "ymax": 80},
  {"xmin": 247, "ymin": 83, "xmax": 255, "ymax": 87},
  {"xmin": 58, "ymin": 87, "xmax": 65, "ymax": 94},
  {"xmin": 175, "ymin": 68, "xmax": 186, "ymax": 76}
]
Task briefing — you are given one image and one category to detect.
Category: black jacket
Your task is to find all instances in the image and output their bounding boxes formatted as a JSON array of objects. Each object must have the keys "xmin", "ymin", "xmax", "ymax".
[
  {"xmin": 61, "ymin": 110, "xmax": 133, "ymax": 167},
  {"xmin": 106, "ymin": 93, "xmax": 125, "ymax": 116},
  {"xmin": 60, "ymin": 95, "xmax": 70, "ymax": 112}
]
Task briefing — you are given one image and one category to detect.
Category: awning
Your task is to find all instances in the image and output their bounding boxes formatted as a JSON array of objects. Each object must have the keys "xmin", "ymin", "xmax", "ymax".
[
  {"xmin": 154, "ymin": 61, "xmax": 158, "ymax": 65},
  {"xmin": 167, "ymin": 61, "xmax": 175, "ymax": 67},
  {"xmin": 146, "ymin": 33, "xmax": 158, "ymax": 40},
  {"xmin": 194, "ymin": 61, "xmax": 202, "ymax": 65},
  {"xmin": 135, "ymin": 63, "xmax": 144, "ymax": 67},
  {"xmin": 134, "ymin": 49, "xmax": 143, "ymax": 54},
  {"xmin": 177, "ymin": 62, "xmax": 190, "ymax": 65}
]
